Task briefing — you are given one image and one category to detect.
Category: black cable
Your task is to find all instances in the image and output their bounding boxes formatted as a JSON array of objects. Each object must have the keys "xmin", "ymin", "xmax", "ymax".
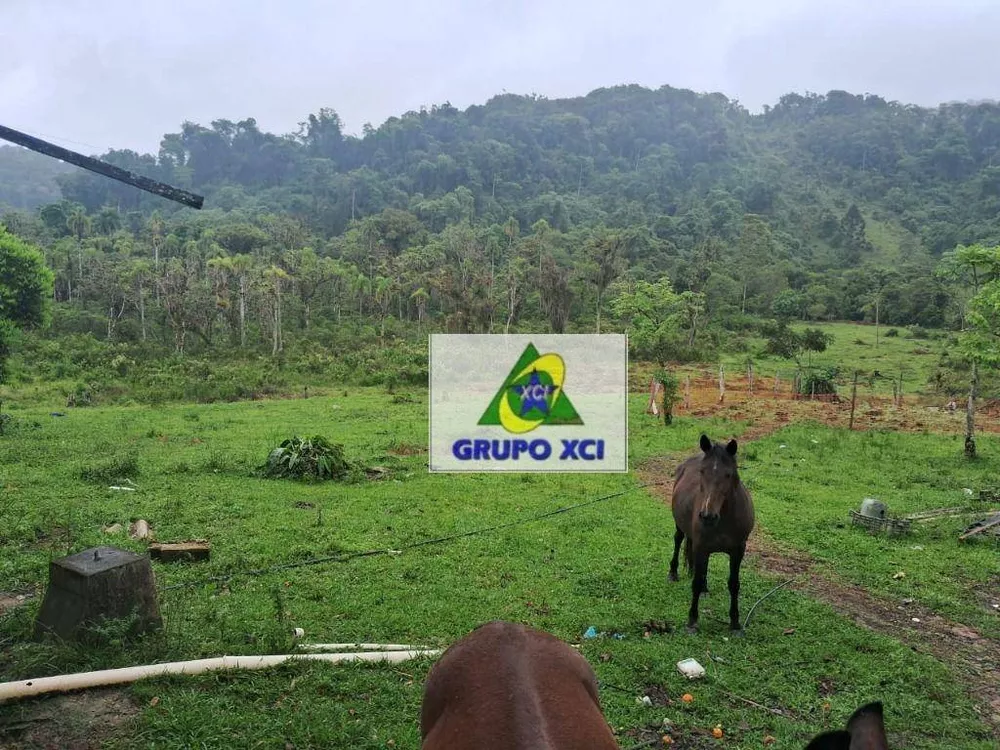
[{"xmin": 159, "ymin": 481, "xmax": 665, "ymax": 592}]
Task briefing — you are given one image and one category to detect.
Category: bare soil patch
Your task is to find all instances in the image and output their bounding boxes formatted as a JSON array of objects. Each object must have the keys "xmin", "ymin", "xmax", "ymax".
[{"xmin": 0, "ymin": 689, "xmax": 139, "ymax": 750}]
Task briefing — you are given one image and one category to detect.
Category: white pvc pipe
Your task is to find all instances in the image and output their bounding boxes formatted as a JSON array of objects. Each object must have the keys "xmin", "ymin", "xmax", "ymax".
[
  {"xmin": 0, "ymin": 649, "xmax": 441, "ymax": 702},
  {"xmin": 297, "ymin": 643, "xmax": 421, "ymax": 652}
]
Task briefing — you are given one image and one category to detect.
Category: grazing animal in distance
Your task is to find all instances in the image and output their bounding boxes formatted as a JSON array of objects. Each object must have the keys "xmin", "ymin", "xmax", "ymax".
[
  {"xmin": 669, "ymin": 433, "xmax": 755, "ymax": 634},
  {"xmin": 804, "ymin": 702, "xmax": 890, "ymax": 750},
  {"xmin": 420, "ymin": 620, "xmax": 620, "ymax": 750}
]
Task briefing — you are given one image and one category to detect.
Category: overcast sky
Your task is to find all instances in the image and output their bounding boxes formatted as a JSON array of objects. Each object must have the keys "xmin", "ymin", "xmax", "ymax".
[{"xmin": 3, "ymin": 0, "xmax": 999, "ymax": 155}]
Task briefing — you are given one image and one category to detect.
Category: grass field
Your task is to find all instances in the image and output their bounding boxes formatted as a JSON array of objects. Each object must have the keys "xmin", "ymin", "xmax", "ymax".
[
  {"xmin": 718, "ymin": 321, "xmax": 946, "ymax": 397},
  {"xmin": 1, "ymin": 382, "xmax": 998, "ymax": 749}
]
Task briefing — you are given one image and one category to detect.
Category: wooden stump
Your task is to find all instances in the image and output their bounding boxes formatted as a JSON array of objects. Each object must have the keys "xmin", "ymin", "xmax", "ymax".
[{"xmin": 33, "ymin": 546, "xmax": 161, "ymax": 642}]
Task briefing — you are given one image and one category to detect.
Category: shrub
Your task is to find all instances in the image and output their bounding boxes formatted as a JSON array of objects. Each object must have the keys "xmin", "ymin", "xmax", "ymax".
[
  {"xmin": 258, "ymin": 435, "xmax": 355, "ymax": 481},
  {"xmin": 799, "ymin": 367, "xmax": 839, "ymax": 396},
  {"xmin": 885, "ymin": 328, "xmax": 899, "ymax": 338},
  {"xmin": 653, "ymin": 368, "xmax": 680, "ymax": 425}
]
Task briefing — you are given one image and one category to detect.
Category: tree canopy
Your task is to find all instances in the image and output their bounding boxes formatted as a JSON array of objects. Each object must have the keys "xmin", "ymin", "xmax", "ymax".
[{"xmin": 1, "ymin": 84, "xmax": 998, "ymax": 376}]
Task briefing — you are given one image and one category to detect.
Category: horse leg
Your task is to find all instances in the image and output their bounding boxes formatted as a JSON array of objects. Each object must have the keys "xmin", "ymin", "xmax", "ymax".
[
  {"xmin": 668, "ymin": 527, "xmax": 683, "ymax": 582},
  {"xmin": 687, "ymin": 550, "xmax": 709, "ymax": 634},
  {"xmin": 728, "ymin": 544, "xmax": 746, "ymax": 636}
]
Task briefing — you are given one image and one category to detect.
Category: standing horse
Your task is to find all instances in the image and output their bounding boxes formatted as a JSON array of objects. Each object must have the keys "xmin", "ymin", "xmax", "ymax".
[
  {"xmin": 420, "ymin": 621, "xmax": 620, "ymax": 750},
  {"xmin": 669, "ymin": 434, "xmax": 755, "ymax": 634},
  {"xmin": 804, "ymin": 702, "xmax": 890, "ymax": 749}
]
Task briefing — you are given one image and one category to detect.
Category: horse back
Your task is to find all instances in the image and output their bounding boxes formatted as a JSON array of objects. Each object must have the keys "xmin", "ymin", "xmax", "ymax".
[{"xmin": 420, "ymin": 621, "xmax": 619, "ymax": 750}]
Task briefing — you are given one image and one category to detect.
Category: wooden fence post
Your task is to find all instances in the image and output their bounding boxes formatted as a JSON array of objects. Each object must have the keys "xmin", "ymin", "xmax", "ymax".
[
  {"xmin": 849, "ymin": 370, "xmax": 860, "ymax": 430},
  {"xmin": 774, "ymin": 371, "xmax": 780, "ymax": 397},
  {"xmin": 748, "ymin": 361, "xmax": 754, "ymax": 396},
  {"xmin": 897, "ymin": 370, "xmax": 904, "ymax": 407},
  {"xmin": 684, "ymin": 376, "xmax": 691, "ymax": 410},
  {"xmin": 718, "ymin": 365, "xmax": 726, "ymax": 404}
]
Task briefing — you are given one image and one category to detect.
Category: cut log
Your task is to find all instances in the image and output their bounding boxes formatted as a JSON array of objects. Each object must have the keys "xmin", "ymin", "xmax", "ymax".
[{"xmin": 149, "ymin": 542, "xmax": 211, "ymax": 562}]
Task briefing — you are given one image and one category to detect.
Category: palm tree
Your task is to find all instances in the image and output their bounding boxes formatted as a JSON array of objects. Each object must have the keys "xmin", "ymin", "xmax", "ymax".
[
  {"xmin": 207, "ymin": 255, "xmax": 238, "ymax": 344},
  {"xmin": 95, "ymin": 207, "xmax": 121, "ymax": 235},
  {"xmin": 263, "ymin": 265, "xmax": 290, "ymax": 355},
  {"xmin": 229, "ymin": 254, "xmax": 255, "ymax": 348},
  {"xmin": 125, "ymin": 259, "xmax": 152, "ymax": 341},
  {"xmin": 66, "ymin": 206, "xmax": 90, "ymax": 241},
  {"xmin": 66, "ymin": 207, "xmax": 90, "ymax": 279},
  {"xmin": 411, "ymin": 287, "xmax": 430, "ymax": 331}
]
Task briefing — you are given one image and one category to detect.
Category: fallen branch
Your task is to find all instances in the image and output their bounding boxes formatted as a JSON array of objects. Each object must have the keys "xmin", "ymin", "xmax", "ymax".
[{"xmin": 724, "ymin": 690, "xmax": 795, "ymax": 719}]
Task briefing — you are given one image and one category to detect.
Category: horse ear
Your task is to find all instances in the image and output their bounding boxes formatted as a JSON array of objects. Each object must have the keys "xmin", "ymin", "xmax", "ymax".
[
  {"xmin": 803, "ymin": 730, "xmax": 851, "ymax": 750},
  {"xmin": 699, "ymin": 434, "xmax": 712, "ymax": 453},
  {"xmin": 726, "ymin": 439, "xmax": 738, "ymax": 456},
  {"xmin": 846, "ymin": 702, "xmax": 889, "ymax": 750}
]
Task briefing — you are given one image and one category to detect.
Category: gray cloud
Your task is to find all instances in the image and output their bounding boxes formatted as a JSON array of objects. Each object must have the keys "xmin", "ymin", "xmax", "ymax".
[{"xmin": 2, "ymin": 0, "xmax": 998, "ymax": 154}]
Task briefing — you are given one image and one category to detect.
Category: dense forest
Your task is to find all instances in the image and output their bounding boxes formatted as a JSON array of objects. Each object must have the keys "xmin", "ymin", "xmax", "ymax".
[{"xmin": 2, "ymin": 84, "xmax": 1000, "ymax": 397}]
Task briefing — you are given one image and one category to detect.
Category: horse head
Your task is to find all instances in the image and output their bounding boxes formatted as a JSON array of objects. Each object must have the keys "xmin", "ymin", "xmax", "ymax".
[
  {"xmin": 804, "ymin": 702, "xmax": 889, "ymax": 750},
  {"xmin": 696, "ymin": 433, "xmax": 739, "ymax": 527}
]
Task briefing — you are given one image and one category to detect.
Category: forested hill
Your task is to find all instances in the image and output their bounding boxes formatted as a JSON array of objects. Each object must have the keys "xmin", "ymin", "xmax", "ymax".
[
  {"xmin": 0, "ymin": 145, "xmax": 72, "ymax": 210},
  {"xmin": 6, "ymin": 86, "xmax": 998, "ymax": 255},
  {"xmin": 2, "ymin": 85, "xmax": 1000, "ymax": 364}
]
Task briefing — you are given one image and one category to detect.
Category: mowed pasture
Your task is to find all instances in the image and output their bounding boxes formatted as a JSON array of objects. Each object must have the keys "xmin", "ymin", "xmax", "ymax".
[{"xmin": 0, "ymin": 386, "xmax": 999, "ymax": 749}]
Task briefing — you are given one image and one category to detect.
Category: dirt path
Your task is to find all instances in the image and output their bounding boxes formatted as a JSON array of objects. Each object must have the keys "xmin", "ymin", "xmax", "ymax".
[
  {"xmin": 749, "ymin": 533, "xmax": 1000, "ymax": 739},
  {"xmin": 638, "ymin": 438, "xmax": 1000, "ymax": 740}
]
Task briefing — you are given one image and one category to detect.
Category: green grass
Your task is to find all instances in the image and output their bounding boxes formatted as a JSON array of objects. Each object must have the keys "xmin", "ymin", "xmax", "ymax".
[
  {"xmin": 0, "ymin": 391, "xmax": 995, "ymax": 749},
  {"xmin": 743, "ymin": 425, "xmax": 1000, "ymax": 639},
  {"xmin": 719, "ymin": 321, "xmax": 946, "ymax": 396}
]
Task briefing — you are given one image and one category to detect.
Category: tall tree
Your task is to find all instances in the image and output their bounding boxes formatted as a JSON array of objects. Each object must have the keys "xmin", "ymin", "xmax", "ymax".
[
  {"xmin": 0, "ymin": 227, "xmax": 54, "ymax": 382},
  {"xmin": 586, "ymin": 228, "xmax": 625, "ymax": 334},
  {"xmin": 538, "ymin": 255, "xmax": 573, "ymax": 334},
  {"xmin": 938, "ymin": 243, "xmax": 1000, "ymax": 457}
]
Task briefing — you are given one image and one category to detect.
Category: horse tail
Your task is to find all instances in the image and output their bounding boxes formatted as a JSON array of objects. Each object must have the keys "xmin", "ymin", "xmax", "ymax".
[{"xmin": 683, "ymin": 537, "xmax": 693, "ymax": 576}]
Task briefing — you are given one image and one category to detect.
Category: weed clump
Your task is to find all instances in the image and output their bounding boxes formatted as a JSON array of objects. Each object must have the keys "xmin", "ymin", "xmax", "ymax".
[
  {"xmin": 258, "ymin": 435, "xmax": 356, "ymax": 482},
  {"xmin": 79, "ymin": 453, "xmax": 140, "ymax": 483}
]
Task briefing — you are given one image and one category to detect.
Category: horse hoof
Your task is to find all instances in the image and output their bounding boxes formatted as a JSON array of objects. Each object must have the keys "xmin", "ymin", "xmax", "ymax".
[
  {"xmin": 668, "ymin": 572, "xmax": 679, "ymax": 582},
  {"xmin": 730, "ymin": 628, "xmax": 745, "ymax": 639},
  {"xmin": 685, "ymin": 625, "xmax": 699, "ymax": 635}
]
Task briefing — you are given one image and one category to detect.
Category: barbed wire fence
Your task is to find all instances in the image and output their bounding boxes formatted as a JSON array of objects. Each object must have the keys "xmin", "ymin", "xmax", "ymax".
[{"xmin": 640, "ymin": 360, "xmax": 1000, "ymax": 432}]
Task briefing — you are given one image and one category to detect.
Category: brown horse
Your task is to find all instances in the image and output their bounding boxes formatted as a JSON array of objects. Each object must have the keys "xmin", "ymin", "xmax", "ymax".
[
  {"xmin": 420, "ymin": 621, "xmax": 620, "ymax": 750},
  {"xmin": 804, "ymin": 702, "xmax": 889, "ymax": 750},
  {"xmin": 669, "ymin": 434, "xmax": 755, "ymax": 634}
]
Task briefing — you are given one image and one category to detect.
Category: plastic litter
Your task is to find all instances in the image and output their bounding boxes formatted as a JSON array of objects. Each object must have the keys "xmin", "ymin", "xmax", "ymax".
[
  {"xmin": 583, "ymin": 626, "xmax": 598, "ymax": 639},
  {"xmin": 676, "ymin": 658, "xmax": 706, "ymax": 679}
]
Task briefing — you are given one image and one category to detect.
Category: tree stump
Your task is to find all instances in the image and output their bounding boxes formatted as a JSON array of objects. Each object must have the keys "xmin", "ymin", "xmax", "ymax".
[{"xmin": 33, "ymin": 546, "xmax": 161, "ymax": 642}]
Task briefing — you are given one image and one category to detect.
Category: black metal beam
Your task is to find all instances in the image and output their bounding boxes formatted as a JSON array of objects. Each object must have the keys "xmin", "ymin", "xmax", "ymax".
[{"xmin": 0, "ymin": 124, "xmax": 204, "ymax": 210}]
